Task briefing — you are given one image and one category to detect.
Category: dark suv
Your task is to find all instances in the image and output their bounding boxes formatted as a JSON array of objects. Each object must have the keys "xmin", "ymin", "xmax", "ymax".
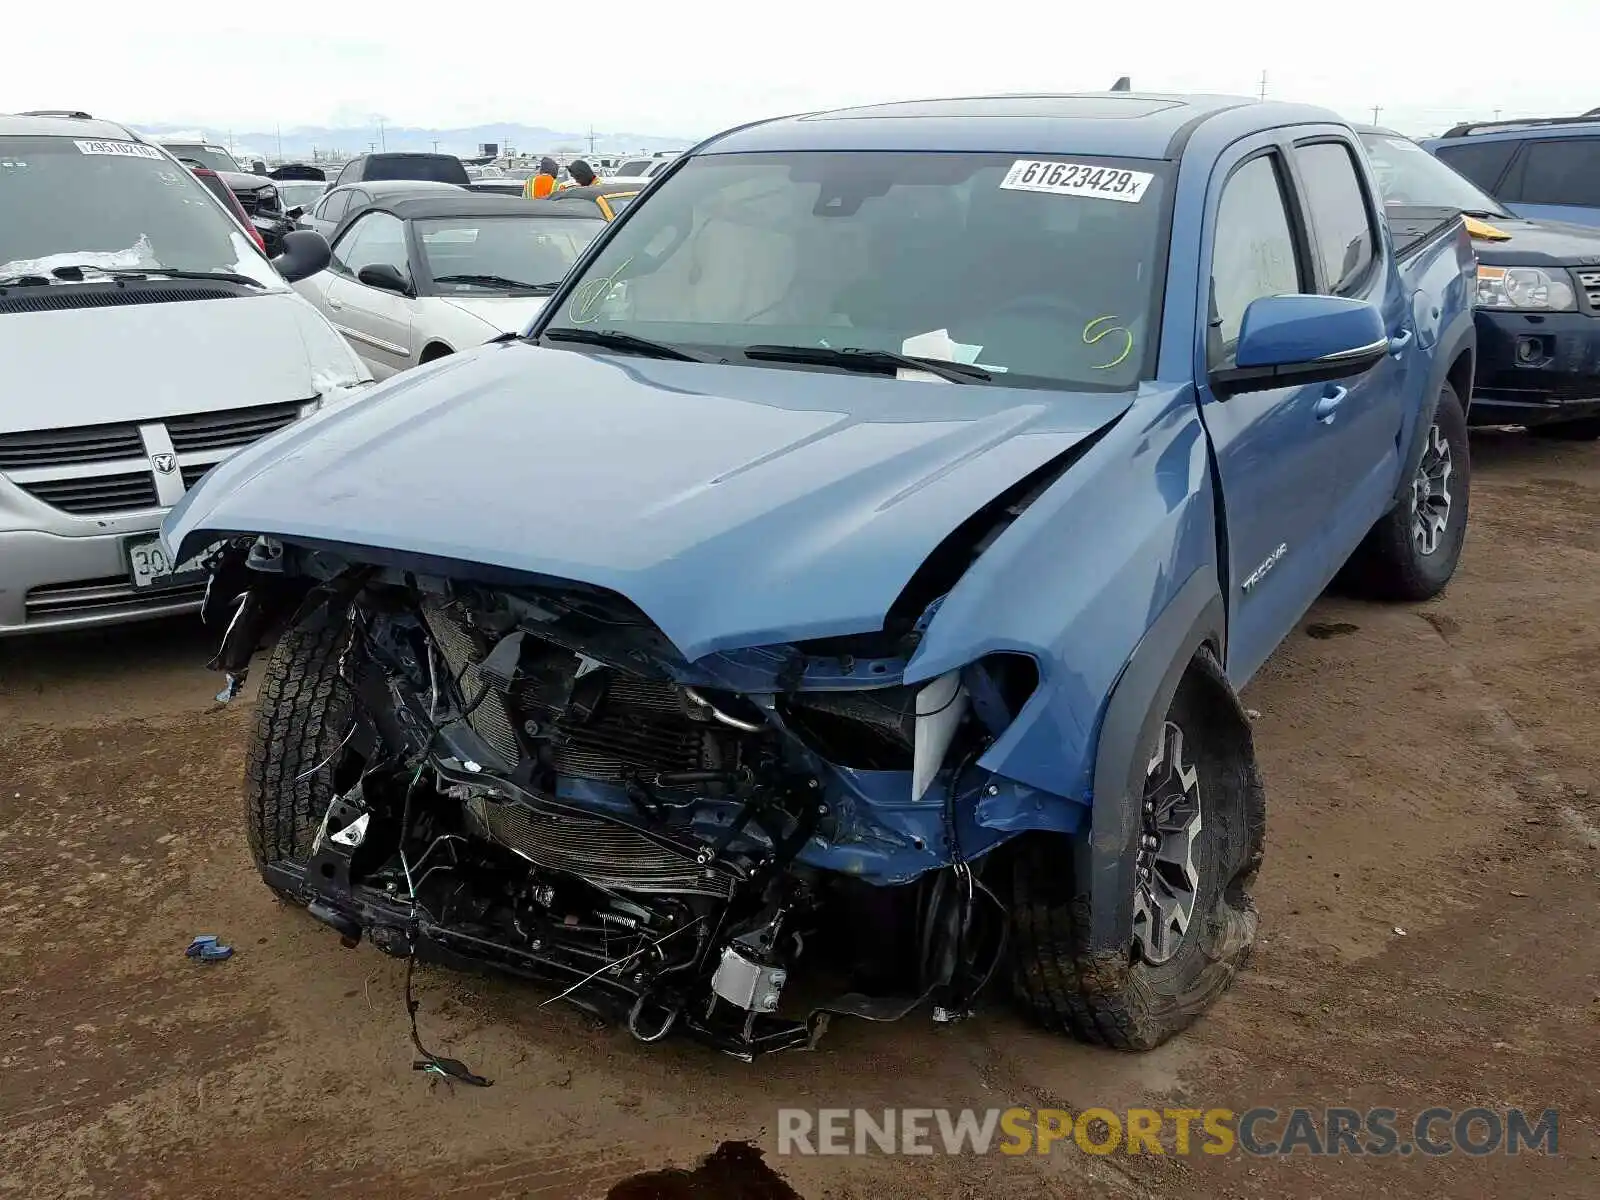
[
  {"xmin": 1365, "ymin": 126, "xmax": 1600, "ymax": 439},
  {"xmin": 1423, "ymin": 115, "xmax": 1600, "ymax": 230},
  {"xmin": 329, "ymin": 152, "xmax": 471, "ymax": 188}
]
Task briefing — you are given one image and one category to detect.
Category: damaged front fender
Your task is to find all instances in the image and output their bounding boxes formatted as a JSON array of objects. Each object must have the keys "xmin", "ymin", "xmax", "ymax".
[{"xmin": 906, "ymin": 382, "xmax": 1221, "ymax": 821}]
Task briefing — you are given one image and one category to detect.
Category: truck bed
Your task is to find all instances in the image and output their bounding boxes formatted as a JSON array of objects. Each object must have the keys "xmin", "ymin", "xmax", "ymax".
[{"xmin": 1386, "ymin": 205, "xmax": 1464, "ymax": 260}]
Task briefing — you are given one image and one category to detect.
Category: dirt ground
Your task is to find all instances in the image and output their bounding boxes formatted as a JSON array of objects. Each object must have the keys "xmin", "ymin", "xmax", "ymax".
[{"xmin": 2, "ymin": 430, "xmax": 1597, "ymax": 1199}]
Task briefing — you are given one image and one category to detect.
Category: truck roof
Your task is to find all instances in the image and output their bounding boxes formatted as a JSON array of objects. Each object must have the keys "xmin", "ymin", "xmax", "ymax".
[
  {"xmin": 704, "ymin": 93, "xmax": 1344, "ymax": 159},
  {"xmin": 0, "ymin": 112, "xmax": 139, "ymax": 141}
]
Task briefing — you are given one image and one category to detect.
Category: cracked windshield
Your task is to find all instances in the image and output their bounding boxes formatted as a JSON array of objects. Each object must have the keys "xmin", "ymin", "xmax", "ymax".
[{"xmin": 543, "ymin": 151, "xmax": 1170, "ymax": 390}]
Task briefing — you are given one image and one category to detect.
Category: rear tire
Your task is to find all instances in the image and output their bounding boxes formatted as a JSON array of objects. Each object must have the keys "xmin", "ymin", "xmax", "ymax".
[
  {"xmin": 1348, "ymin": 380, "xmax": 1470, "ymax": 601},
  {"xmin": 1529, "ymin": 415, "xmax": 1600, "ymax": 441},
  {"xmin": 1007, "ymin": 652, "xmax": 1264, "ymax": 1050},
  {"xmin": 243, "ymin": 615, "xmax": 356, "ymax": 901}
]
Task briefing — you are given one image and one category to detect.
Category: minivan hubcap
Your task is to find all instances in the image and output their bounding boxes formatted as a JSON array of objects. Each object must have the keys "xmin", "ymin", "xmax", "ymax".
[
  {"xmin": 1132, "ymin": 722, "xmax": 1203, "ymax": 965},
  {"xmin": 1411, "ymin": 424, "xmax": 1452, "ymax": 556}
]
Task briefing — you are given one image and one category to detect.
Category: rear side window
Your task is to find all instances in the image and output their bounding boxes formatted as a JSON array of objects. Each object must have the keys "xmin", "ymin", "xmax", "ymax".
[
  {"xmin": 1434, "ymin": 140, "xmax": 1519, "ymax": 193},
  {"xmin": 318, "ymin": 189, "xmax": 351, "ymax": 223},
  {"xmin": 1209, "ymin": 154, "xmax": 1304, "ymax": 367},
  {"xmin": 1294, "ymin": 142, "xmax": 1376, "ymax": 293},
  {"xmin": 1514, "ymin": 139, "xmax": 1600, "ymax": 207}
]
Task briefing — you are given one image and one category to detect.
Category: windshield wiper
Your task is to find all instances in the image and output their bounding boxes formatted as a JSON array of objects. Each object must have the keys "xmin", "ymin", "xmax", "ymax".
[
  {"xmin": 433, "ymin": 273, "xmax": 557, "ymax": 293},
  {"xmin": 1461, "ymin": 208, "xmax": 1514, "ymax": 221},
  {"xmin": 48, "ymin": 265, "xmax": 265, "ymax": 288},
  {"xmin": 0, "ymin": 274, "xmax": 52, "ymax": 288},
  {"xmin": 540, "ymin": 327, "xmax": 708, "ymax": 362},
  {"xmin": 743, "ymin": 344, "xmax": 990, "ymax": 384}
]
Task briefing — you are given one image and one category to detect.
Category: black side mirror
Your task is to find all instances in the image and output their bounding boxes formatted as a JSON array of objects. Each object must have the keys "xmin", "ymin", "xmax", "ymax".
[
  {"xmin": 272, "ymin": 229, "xmax": 332, "ymax": 283},
  {"xmin": 357, "ymin": 263, "xmax": 411, "ymax": 295},
  {"xmin": 286, "ymin": 206, "xmax": 305, "ymax": 221}
]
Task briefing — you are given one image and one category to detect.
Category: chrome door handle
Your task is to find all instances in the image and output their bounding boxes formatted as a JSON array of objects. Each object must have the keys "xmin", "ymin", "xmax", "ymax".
[
  {"xmin": 1314, "ymin": 386, "xmax": 1348, "ymax": 423},
  {"xmin": 1388, "ymin": 329, "xmax": 1413, "ymax": 357}
]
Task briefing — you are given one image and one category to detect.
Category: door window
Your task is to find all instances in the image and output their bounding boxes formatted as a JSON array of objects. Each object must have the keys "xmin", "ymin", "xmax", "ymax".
[
  {"xmin": 317, "ymin": 189, "xmax": 351, "ymax": 224},
  {"xmin": 1294, "ymin": 142, "xmax": 1377, "ymax": 293},
  {"xmin": 1209, "ymin": 154, "xmax": 1304, "ymax": 367},
  {"xmin": 1513, "ymin": 138, "xmax": 1600, "ymax": 207},
  {"xmin": 331, "ymin": 212, "xmax": 410, "ymax": 283}
]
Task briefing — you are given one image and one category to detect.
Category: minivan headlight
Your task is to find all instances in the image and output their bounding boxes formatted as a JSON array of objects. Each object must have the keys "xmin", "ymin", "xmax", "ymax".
[{"xmin": 1476, "ymin": 265, "xmax": 1576, "ymax": 311}]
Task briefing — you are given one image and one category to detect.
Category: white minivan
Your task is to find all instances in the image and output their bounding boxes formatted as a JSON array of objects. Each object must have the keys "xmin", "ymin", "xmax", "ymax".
[{"xmin": 0, "ymin": 112, "xmax": 370, "ymax": 634}]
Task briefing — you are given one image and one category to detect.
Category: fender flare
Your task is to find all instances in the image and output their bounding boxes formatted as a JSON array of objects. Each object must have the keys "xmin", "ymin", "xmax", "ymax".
[
  {"xmin": 1081, "ymin": 568, "xmax": 1227, "ymax": 951},
  {"xmin": 1392, "ymin": 311, "xmax": 1474, "ymax": 510}
]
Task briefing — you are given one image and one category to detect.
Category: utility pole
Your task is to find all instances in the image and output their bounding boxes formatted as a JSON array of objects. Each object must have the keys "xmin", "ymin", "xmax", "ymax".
[
  {"xmin": 227, "ymin": 130, "xmax": 234, "ymax": 154},
  {"xmin": 432, "ymin": 139, "xmax": 440, "ymax": 153},
  {"xmin": 1494, "ymin": 108, "xmax": 1503, "ymax": 120},
  {"xmin": 369, "ymin": 141, "xmax": 378, "ymax": 154},
  {"xmin": 276, "ymin": 124, "xmax": 282, "ymax": 160},
  {"xmin": 587, "ymin": 124, "xmax": 597, "ymax": 155},
  {"xmin": 1258, "ymin": 70, "xmax": 1268, "ymax": 101},
  {"xmin": 1370, "ymin": 104, "xmax": 1383, "ymax": 125}
]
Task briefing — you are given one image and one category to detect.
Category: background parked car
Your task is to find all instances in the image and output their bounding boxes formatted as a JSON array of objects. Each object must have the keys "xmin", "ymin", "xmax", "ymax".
[
  {"xmin": 292, "ymin": 194, "xmax": 606, "ymax": 377},
  {"xmin": 274, "ymin": 180, "xmax": 328, "ymax": 216},
  {"xmin": 301, "ymin": 179, "xmax": 464, "ymax": 242},
  {"xmin": 0, "ymin": 111, "xmax": 365, "ymax": 635},
  {"xmin": 612, "ymin": 155, "xmax": 677, "ymax": 179},
  {"xmin": 153, "ymin": 138, "xmax": 240, "ymax": 173},
  {"xmin": 328, "ymin": 152, "xmax": 471, "ymax": 188},
  {"xmin": 1364, "ymin": 125, "xmax": 1600, "ymax": 440},
  {"xmin": 464, "ymin": 179, "xmax": 529, "ymax": 197},
  {"xmin": 1424, "ymin": 116, "xmax": 1600, "ymax": 228}
]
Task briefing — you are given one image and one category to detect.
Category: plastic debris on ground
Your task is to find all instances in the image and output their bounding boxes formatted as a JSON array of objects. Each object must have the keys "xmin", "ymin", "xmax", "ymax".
[{"xmin": 185, "ymin": 935, "xmax": 234, "ymax": 961}]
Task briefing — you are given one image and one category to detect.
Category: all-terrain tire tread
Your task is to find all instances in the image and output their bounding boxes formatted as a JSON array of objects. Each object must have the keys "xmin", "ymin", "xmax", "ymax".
[
  {"xmin": 1347, "ymin": 382, "xmax": 1470, "ymax": 602},
  {"xmin": 242, "ymin": 617, "xmax": 354, "ymax": 896},
  {"xmin": 1007, "ymin": 649, "xmax": 1263, "ymax": 1051}
]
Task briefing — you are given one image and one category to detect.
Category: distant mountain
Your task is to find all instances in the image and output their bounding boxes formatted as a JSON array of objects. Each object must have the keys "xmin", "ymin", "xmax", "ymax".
[{"xmin": 134, "ymin": 121, "xmax": 695, "ymax": 162}]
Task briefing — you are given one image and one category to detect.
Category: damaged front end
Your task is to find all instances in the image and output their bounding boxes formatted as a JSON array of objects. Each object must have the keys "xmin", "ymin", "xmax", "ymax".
[{"xmin": 221, "ymin": 541, "xmax": 1040, "ymax": 1058}]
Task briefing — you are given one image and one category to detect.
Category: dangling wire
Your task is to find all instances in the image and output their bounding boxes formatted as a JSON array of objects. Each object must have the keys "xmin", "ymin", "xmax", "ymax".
[{"xmin": 405, "ymin": 956, "xmax": 491, "ymax": 1087}]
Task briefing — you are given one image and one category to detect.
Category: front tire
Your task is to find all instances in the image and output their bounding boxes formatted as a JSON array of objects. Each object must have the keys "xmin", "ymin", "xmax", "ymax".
[
  {"xmin": 1007, "ymin": 653, "xmax": 1264, "ymax": 1050},
  {"xmin": 1349, "ymin": 380, "xmax": 1470, "ymax": 601},
  {"xmin": 243, "ymin": 616, "xmax": 357, "ymax": 900}
]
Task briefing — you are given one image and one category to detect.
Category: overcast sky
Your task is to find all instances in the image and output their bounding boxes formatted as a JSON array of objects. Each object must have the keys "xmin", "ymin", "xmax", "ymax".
[{"xmin": 7, "ymin": 1, "xmax": 1597, "ymax": 141}]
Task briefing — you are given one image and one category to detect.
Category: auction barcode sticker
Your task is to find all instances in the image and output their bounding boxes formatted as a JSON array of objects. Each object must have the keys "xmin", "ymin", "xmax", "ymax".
[
  {"xmin": 74, "ymin": 140, "xmax": 164, "ymax": 160},
  {"xmin": 1000, "ymin": 160, "xmax": 1153, "ymax": 203}
]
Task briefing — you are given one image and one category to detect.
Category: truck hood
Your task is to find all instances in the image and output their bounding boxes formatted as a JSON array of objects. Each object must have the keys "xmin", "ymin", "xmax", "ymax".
[
  {"xmin": 165, "ymin": 342, "xmax": 1130, "ymax": 660},
  {"xmin": 436, "ymin": 295, "xmax": 551, "ymax": 333},
  {"xmin": 1473, "ymin": 215, "xmax": 1600, "ymax": 267},
  {"xmin": 0, "ymin": 290, "xmax": 370, "ymax": 435}
]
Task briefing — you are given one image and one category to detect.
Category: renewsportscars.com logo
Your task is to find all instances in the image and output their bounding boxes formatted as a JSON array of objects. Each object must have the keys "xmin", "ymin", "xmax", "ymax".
[{"xmin": 776, "ymin": 1106, "xmax": 1559, "ymax": 1158}]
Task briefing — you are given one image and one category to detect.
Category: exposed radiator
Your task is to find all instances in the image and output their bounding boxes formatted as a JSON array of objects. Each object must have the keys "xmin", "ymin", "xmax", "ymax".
[{"xmin": 421, "ymin": 596, "xmax": 522, "ymax": 767}]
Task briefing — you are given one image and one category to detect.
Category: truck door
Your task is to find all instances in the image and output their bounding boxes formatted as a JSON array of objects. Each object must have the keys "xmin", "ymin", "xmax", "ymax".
[
  {"xmin": 1196, "ymin": 141, "xmax": 1391, "ymax": 684},
  {"xmin": 1285, "ymin": 137, "xmax": 1412, "ymax": 553}
]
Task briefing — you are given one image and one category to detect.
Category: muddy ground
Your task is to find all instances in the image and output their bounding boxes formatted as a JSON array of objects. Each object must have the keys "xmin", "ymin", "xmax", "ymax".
[{"xmin": 1, "ymin": 430, "xmax": 1597, "ymax": 1199}]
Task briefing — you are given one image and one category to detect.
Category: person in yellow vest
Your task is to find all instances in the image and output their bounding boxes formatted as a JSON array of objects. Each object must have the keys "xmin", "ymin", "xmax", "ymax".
[
  {"xmin": 563, "ymin": 159, "xmax": 597, "ymax": 189},
  {"xmin": 523, "ymin": 156, "xmax": 560, "ymax": 199}
]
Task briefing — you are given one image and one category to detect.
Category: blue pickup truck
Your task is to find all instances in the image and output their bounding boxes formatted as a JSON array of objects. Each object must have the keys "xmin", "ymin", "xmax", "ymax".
[{"xmin": 165, "ymin": 93, "xmax": 1476, "ymax": 1059}]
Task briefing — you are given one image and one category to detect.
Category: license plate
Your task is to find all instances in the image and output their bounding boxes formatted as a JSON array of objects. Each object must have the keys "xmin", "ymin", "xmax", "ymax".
[{"xmin": 126, "ymin": 536, "xmax": 210, "ymax": 590}]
